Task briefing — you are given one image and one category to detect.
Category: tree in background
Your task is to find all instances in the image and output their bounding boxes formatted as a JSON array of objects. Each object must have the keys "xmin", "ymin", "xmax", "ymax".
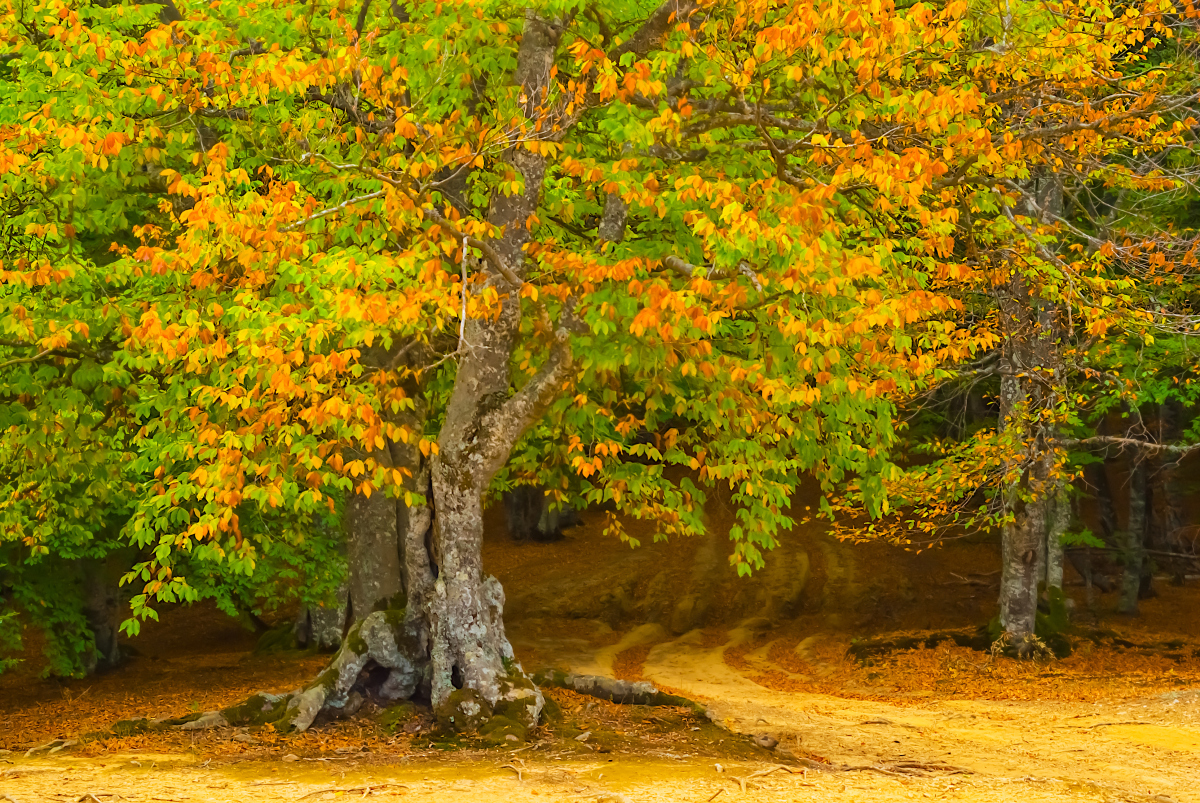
[{"xmin": 837, "ymin": 0, "xmax": 1200, "ymax": 651}]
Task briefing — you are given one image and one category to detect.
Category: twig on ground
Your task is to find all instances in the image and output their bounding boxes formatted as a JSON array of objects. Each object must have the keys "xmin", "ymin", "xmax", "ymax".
[
  {"xmin": 706, "ymin": 789, "xmax": 725, "ymax": 802},
  {"xmin": 298, "ymin": 785, "xmax": 406, "ymax": 799},
  {"xmin": 748, "ymin": 765, "xmax": 803, "ymax": 778},
  {"xmin": 501, "ymin": 762, "xmax": 524, "ymax": 782},
  {"xmin": 891, "ymin": 761, "xmax": 971, "ymax": 774}
]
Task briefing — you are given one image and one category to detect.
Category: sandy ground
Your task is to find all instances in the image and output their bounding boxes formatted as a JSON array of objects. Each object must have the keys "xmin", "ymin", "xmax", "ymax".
[
  {"xmin": 4, "ymin": 505, "xmax": 1199, "ymax": 802},
  {"xmin": 4, "ymin": 623, "xmax": 1198, "ymax": 803}
]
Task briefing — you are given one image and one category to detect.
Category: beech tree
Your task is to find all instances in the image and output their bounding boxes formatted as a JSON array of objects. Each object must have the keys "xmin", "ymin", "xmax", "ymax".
[
  {"xmin": 3, "ymin": 0, "xmax": 1194, "ymax": 719},
  {"xmin": 2, "ymin": 0, "xmax": 961, "ymax": 711},
  {"xmin": 834, "ymin": 1, "xmax": 1200, "ymax": 650}
]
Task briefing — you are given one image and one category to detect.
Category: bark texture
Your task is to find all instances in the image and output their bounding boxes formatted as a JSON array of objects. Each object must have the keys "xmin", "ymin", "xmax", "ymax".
[
  {"xmin": 995, "ymin": 171, "xmax": 1065, "ymax": 653},
  {"xmin": 418, "ymin": 22, "xmax": 568, "ymax": 714},
  {"xmin": 346, "ymin": 458, "xmax": 405, "ymax": 618},
  {"xmin": 1118, "ymin": 461, "xmax": 1148, "ymax": 615},
  {"xmin": 1044, "ymin": 483, "xmax": 1068, "ymax": 591},
  {"xmin": 80, "ymin": 559, "xmax": 122, "ymax": 673},
  {"xmin": 294, "ymin": 582, "xmax": 350, "ymax": 650}
]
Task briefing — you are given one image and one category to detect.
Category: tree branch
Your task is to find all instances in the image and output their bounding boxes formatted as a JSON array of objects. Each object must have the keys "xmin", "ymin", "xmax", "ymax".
[
  {"xmin": 478, "ymin": 331, "xmax": 574, "ymax": 478},
  {"xmin": 1061, "ymin": 435, "xmax": 1200, "ymax": 457},
  {"xmin": 608, "ymin": 0, "xmax": 698, "ymax": 64},
  {"xmin": 420, "ymin": 206, "xmax": 520, "ymax": 287},
  {"xmin": 0, "ymin": 349, "xmax": 54, "ymax": 370}
]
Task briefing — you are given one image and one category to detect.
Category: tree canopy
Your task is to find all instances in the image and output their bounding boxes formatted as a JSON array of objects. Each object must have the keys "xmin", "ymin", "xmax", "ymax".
[{"xmin": 2, "ymin": 0, "xmax": 1197, "ymax": 691}]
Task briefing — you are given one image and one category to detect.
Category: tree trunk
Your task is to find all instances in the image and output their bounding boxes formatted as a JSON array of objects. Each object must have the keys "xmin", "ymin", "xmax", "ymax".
[
  {"xmin": 1119, "ymin": 460, "xmax": 1148, "ymax": 615},
  {"xmin": 293, "ymin": 581, "xmax": 350, "ymax": 650},
  {"xmin": 995, "ymin": 171, "xmax": 1064, "ymax": 654},
  {"xmin": 346, "ymin": 448, "xmax": 404, "ymax": 619},
  {"xmin": 392, "ymin": 10, "xmax": 571, "ymax": 726},
  {"xmin": 998, "ymin": 461, "xmax": 1047, "ymax": 649},
  {"xmin": 185, "ymin": 4, "xmax": 680, "ymax": 736},
  {"xmin": 1045, "ymin": 482, "xmax": 1068, "ymax": 590},
  {"xmin": 80, "ymin": 559, "xmax": 122, "ymax": 673},
  {"xmin": 996, "ymin": 339, "xmax": 1050, "ymax": 651}
]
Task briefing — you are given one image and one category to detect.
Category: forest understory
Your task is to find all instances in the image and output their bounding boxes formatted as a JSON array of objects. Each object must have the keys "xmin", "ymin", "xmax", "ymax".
[{"xmin": 3, "ymin": 507, "xmax": 1199, "ymax": 803}]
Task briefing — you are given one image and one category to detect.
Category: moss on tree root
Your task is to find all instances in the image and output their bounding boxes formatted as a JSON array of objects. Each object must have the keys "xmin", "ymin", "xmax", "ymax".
[{"xmin": 531, "ymin": 669, "xmax": 709, "ymax": 718}]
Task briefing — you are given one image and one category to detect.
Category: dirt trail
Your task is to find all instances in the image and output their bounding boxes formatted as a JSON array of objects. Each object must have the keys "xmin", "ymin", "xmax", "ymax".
[
  {"xmin": 634, "ymin": 628, "xmax": 1200, "ymax": 802},
  {"xmin": 5, "ymin": 507, "xmax": 1200, "ymax": 802},
  {"xmin": 4, "ymin": 618, "xmax": 1200, "ymax": 803}
]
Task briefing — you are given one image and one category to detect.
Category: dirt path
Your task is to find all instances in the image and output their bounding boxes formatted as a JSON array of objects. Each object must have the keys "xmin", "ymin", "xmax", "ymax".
[
  {"xmin": 634, "ymin": 628, "xmax": 1200, "ymax": 803},
  {"xmin": 6, "ymin": 622, "xmax": 1196, "ymax": 803}
]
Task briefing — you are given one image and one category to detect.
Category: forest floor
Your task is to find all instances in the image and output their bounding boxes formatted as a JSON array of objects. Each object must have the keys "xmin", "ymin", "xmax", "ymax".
[{"xmin": 3, "ymin": 506, "xmax": 1200, "ymax": 803}]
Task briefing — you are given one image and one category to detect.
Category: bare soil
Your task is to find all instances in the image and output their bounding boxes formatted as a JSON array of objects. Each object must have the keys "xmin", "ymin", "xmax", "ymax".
[{"xmin": 2, "ymin": 503, "xmax": 1199, "ymax": 802}]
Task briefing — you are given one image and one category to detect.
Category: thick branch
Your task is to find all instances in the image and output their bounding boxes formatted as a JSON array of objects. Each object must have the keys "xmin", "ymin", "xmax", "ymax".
[
  {"xmin": 477, "ymin": 331, "xmax": 575, "ymax": 478},
  {"xmin": 1061, "ymin": 435, "xmax": 1200, "ymax": 456},
  {"xmin": 608, "ymin": 0, "xmax": 698, "ymax": 64}
]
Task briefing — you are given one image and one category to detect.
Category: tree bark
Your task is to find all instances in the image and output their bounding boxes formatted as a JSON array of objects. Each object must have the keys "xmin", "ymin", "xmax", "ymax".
[
  {"xmin": 995, "ymin": 171, "xmax": 1065, "ymax": 654},
  {"xmin": 1118, "ymin": 460, "xmax": 1148, "ymax": 615},
  {"xmin": 346, "ymin": 448, "xmax": 404, "ymax": 619},
  {"xmin": 996, "ymin": 321, "xmax": 1051, "ymax": 651},
  {"xmin": 80, "ymin": 559, "xmax": 122, "ymax": 673},
  {"xmin": 400, "ymin": 11, "xmax": 572, "ymax": 720},
  {"xmin": 294, "ymin": 581, "xmax": 350, "ymax": 650},
  {"xmin": 1045, "ymin": 482, "xmax": 1068, "ymax": 590}
]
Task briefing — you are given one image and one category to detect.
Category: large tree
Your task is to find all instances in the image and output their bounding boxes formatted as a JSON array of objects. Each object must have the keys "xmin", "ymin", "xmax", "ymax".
[
  {"xmin": 2, "ymin": 0, "xmax": 943, "ymax": 712},
  {"xmin": 5, "ymin": 0, "xmax": 1188, "ymax": 715}
]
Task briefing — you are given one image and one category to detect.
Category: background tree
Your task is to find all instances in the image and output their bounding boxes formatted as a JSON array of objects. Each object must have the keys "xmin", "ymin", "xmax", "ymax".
[{"xmin": 835, "ymin": 0, "xmax": 1200, "ymax": 651}]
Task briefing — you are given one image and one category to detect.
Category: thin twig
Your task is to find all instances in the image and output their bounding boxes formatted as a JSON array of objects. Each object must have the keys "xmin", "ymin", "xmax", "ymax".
[
  {"xmin": 298, "ymin": 784, "xmax": 405, "ymax": 799},
  {"xmin": 0, "ymin": 348, "xmax": 52, "ymax": 370},
  {"xmin": 282, "ymin": 190, "xmax": 386, "ymax": 231}
]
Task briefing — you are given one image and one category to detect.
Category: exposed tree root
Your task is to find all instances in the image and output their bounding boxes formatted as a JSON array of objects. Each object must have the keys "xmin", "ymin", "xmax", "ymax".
[
  {"xmin": 828, "ymin": 760, "xmax": 972, "ymax": 776},
  {"xmin": 847, "ymin": 626, "xmax": 1200, "ymax": 664},
  {"xmin": 185, "ymin": 609, "xmax": 425, "ymax": 733},
  {"xmin": 531, "ymin": 669, "xmax": 708, "ymax": 714},
  {"xmin": 99, "ymin": 604, "xmax": 544, "ymax": 741},
  {"xmin": 24, "ymin": 738, "xmax": 77, "ymax": 757}
]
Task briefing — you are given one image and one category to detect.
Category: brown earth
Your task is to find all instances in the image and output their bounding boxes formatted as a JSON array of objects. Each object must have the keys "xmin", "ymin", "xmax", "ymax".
[{"xmin": 2, "ymin": 498, "xmax": 1199, "ymax": 802}]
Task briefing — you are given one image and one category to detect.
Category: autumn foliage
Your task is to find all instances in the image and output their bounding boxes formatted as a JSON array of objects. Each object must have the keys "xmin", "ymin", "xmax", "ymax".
[{"xmin": 1, "ymin": 0, "xmax": 1198, "ymax": 681}]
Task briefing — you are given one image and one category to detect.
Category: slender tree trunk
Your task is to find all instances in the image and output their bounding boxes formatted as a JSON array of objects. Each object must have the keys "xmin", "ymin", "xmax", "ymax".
[
  {"xmin": 1119, "ymin": 461, "xmax": 1148, "ymax": 615},
  {"xmin": 1045, "ymin": 482, "xmax": 1068, "ymax": 590},
  {"xmin": 998, "ymin": 457, "xmax": 1047, "ymax": 649},
  {"xmin": 996, "ymin": 171, "xmax": 1065, "ymax": 654},
  {"xmin": 294, "ymin": 581, "xmax": 350, "ymax": 650},
  {"xmin": 997, "ymin": 359, "xmax": 1042, "ymax": 646},
  {"xmin": 80, "ymin": 559, "xmax": 122, "ymax": 673},
  {"xmin": 1147, "ymin": 403, "xmax": 1185, "ymax": 583}
]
